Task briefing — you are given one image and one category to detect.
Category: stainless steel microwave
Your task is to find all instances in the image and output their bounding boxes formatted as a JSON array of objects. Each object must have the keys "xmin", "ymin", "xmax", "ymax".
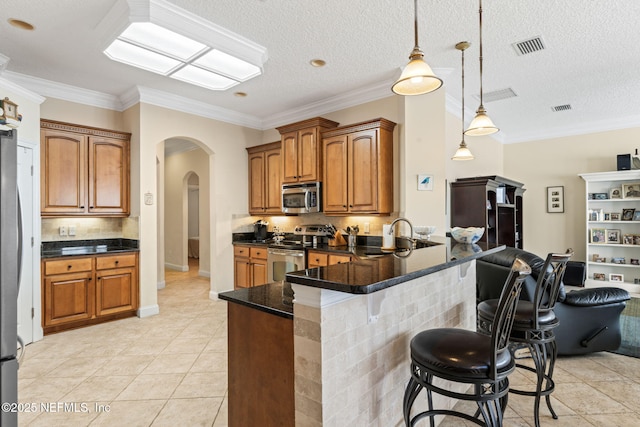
[{"xmin": 282, "ymin": 182, "xmax": 321, "ymax": 214}]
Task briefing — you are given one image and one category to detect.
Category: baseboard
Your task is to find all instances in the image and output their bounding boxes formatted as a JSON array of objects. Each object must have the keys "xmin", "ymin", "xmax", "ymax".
[
  {"xmin": 165, "ymin": 262, "xmax": 188, "ymax": 272},
  {"xmin": 199, "ymin": 270, "xmax": 211, "ymax": 277},
  {"xmin": 209, "ymin": 290, "xmax": 220, "ymax": 300},
  {"xmin": 157, "ymin": 280, "xmax": 166, "ymax": 290},
  {"xmin": 138, "ymin": 304, "xmax": 160, "ymax": 318}
]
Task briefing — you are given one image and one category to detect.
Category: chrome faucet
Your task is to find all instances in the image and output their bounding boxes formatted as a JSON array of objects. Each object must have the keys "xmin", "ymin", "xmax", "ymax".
[{"xmin": 388, "ymin": 217, "xmax": 415, "ymax": 250}]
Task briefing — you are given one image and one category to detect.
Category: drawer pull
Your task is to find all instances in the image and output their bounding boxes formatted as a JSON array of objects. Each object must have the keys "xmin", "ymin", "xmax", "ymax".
[
  {"xmin": 67, "ymin": 265, "xmax": 72, "ymax": 270},
  {"xmin": 115, "ymin": 260, "xmax": 119, "ymax": 264}
]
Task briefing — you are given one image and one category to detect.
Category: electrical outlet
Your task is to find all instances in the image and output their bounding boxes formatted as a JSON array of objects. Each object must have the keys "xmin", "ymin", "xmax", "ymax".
[
  {"xmin": 68, "ymin": 225, "xmax": 76, "ymax": 236},
  {"xmin": 59, "ymin": 226, "xmax": 67, "ymax": 236},
  {"xmin": 364, "ymin": 222, "xmax": 370, "ymax": 234}
]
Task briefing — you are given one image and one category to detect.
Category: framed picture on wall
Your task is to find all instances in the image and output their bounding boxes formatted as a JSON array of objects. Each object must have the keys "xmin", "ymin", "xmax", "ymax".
[{"xmin": 547, "ymin": 186, "xmax": 564, "ymax": 213}]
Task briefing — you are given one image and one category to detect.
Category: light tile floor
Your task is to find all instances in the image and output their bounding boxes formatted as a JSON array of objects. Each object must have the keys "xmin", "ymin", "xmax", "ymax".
[{"xmin": 18, "ymin": 259, "xmax": 640, "ymax": 426}]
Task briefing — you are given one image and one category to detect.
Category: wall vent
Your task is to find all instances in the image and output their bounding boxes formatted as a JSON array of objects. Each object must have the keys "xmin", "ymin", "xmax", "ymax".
[
  {"xmin": 551, "ymin": 104, "xmax": 572, "ymax": 112},
  {"xmin": 512, "ymin": 36, "xmax": 546, "ymax": 56},
  {"xmin": 479, "ymin": 88, "xmax": 518, "ymax": 103}
]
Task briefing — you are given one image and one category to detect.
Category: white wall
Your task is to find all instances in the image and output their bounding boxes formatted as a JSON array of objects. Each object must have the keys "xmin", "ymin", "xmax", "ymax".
[
  {"xmin": 504, "ymin": 127, "xmax": 640, "ymax": 261},
  {"xmin": 164, "ymin": 147, "xmax": 208, "ymax": 273}
]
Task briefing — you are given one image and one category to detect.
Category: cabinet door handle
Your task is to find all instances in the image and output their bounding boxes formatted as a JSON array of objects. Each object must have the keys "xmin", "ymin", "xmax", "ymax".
[
  {"xmin": 67, "ymin": 265, "xmax": 72, "ymax": 270},
  {"xmin": 115, "ymin": 260, "xmax": 119, "ymax": 264}
]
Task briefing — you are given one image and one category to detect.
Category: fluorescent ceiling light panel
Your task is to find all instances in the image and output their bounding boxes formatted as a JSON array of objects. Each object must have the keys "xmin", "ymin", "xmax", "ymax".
[
  {"xmin": 171, "ymin": 64, "xmax": 239, "ymax": 91},
  {"xmin": 100, "ymin": 0, "xmax": 267, "ymax": 91},
  {"xmin": 119, "ymin": 22, "xmax": 207, "ymax": 61},
  {"xmin": 193, "ymin": 49, "xmax": 261, "ymax": 81},
  {"xmin": 104, "ymin": 39, "xmax": 181, "ymax": 75}
]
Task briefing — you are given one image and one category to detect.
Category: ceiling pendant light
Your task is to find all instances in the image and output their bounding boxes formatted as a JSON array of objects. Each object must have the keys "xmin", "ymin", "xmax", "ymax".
[
  {"xmin": 391, "ymin": 0, "xmax": 442, "ymax": 96},
  {"xmin": 453, "ymin": 41, "xmax": 474, "ymax": 161},
  {"xmin": 465, "ymin": 0, "xmax": 499, "ymax": 136}
]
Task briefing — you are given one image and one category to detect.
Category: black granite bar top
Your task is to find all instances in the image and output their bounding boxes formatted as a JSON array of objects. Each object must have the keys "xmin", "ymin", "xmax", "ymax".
[
  {"xmin": 285, "ymin": 237, "xmax": 505, "ymax": 294},
  {"xmin": 41, "ymin": 238, "xmax": 139, "ymax": 258},
  {"xmin": 219, "ymin": 281, "xmax": 293, "ymax": 319}
]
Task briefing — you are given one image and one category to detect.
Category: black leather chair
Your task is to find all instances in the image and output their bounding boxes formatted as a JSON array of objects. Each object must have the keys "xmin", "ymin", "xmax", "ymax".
[
  {"xmin": 403, "ymin": 258, "xmax": 531, "ymax": 427},
  {"xmin": 476, "ymin": 247, "xmax": 630, "ymax": 356},
  {"xmin": 477, "ymin": 250, "xmax": 573, "ymax": 427}
]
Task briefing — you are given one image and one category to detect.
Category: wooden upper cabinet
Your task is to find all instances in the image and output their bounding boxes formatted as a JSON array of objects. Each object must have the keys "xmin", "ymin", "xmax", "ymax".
[
  {"xmin": 41, "ymin": 129, "xmax": 87, "ymax": 214},
  {"xmin": 247, "ymin": 141, "xmax": 282, "ymax": 215},
  {"xmin": 41, "ymin": 120, "xmax": 131, "ymax": 217},
  {"xmin": 276, "ymin": 117, "xmax": 339, "ymax": 184},
  {"xmin": 322, "ymin": 118, "xmax": 396, "ymax": 215}
]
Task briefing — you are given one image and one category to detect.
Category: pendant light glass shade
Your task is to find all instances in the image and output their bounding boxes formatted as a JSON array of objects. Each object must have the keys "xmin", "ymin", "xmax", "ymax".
[
  {"xmin": 465, "ymin": 106, "xmax": 499, "ymax": 136},
  {"xmin": 452, "ymin": 142, "xmax": 474, "ymax": 160},
  {"xmin": 391, "ymin": 0, "xmax": 442, "ymax": 96},
  {"xmin": 465, "ymin": 0, "xmax": 499, "ymax": 136},
  {"xmin": 452, "ymin": 41, "xmax": 474, "ymax": 161}
]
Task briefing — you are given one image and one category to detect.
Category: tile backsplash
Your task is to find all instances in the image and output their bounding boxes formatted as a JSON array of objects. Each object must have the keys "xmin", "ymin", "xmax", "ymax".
[{"xmin": 42, "ymin": 217, "xmax": 139, "ymax": 242}]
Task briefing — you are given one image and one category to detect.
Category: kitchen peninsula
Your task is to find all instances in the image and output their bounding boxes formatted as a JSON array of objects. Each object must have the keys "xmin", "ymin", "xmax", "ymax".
[{"xmin": 220, "ymin": 237, "xmax": 504, "ymax": 426}]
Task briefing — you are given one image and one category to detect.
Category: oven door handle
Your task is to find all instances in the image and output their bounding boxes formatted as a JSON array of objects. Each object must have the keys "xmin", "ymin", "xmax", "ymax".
[{"xmin": 268, "ymin": 249, "xmax": 305, "ymax": 257}]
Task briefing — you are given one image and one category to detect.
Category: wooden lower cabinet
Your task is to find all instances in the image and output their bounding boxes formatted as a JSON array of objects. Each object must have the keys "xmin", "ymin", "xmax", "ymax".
[
  {"xmin": 307, "ymin": 250, "xmax": 353, "ymax": 268},
  {"xmin": 233, "ymin": 245, "xmax": 268, "ymax": 288},
  {"xmin": 42, "ymin": 252, "xmax": 139, "ymax": 334}
]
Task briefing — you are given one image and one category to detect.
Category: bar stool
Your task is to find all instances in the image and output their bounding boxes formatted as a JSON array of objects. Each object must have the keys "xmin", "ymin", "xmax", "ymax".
[
  {"xmin": 403, "ymin": 258, "xmax": 531, "ymax": 427},
  {"xmin": 477, "ymin": 250, "xmax": 573, "ymax": 427}
]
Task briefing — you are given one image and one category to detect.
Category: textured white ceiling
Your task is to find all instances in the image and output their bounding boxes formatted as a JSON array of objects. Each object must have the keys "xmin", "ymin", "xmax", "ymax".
[{"xmin": 2, "ymin": 0, "xmax": 640, "ymax": 143}]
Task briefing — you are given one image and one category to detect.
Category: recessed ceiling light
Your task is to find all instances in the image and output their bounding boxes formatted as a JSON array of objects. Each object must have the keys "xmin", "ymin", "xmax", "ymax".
[
  {"xmin": 234, "ymin": 92, "xmax": 247, "ymax": 97},
  {"xmin": 8, "ymin": 18, "xmax": 34, "ymax": 31},
  {"xmin": 310, "ymin": 59, "xmax": 326, "ymax": 67}
]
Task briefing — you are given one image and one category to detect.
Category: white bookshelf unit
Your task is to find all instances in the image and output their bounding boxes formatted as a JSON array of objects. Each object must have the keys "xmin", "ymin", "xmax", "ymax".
[{"xmin": 580, "ymin": 170, "xmax": 640, "ymax": 296}]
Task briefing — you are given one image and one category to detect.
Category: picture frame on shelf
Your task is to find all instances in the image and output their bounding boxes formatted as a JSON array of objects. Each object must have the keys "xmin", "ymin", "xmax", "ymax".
[
  {"xmin": 633, "ymin": 211, "xmax": 640, "ymax": 221},
  {"xmin": 611, "ymin": 256, "xmax": 626, "ymax": 264},
  {"xmin": 607, "ymin": 229, "xmax": 622, "ymax": 244},
  {"xmin": 590, "ymin": 228, "xmax": 606, "ymax": 244},
  {"xmin": 624, "ymin": 234, "xmax": 635, "ymax": 245},
  {"xmin": 610, "ymin": 187, "xmax": 623, "ymax": 199},
  {"xmin": 632, "ymin": 259, "xmax": 640, "ymax": 265},
  {"xmin": 593, "ymin": 273, "xmax": 606, "ymax": 281},
  {"xmin": 623, "ymin": 208, "xmax": 636, "ymax": 220},
  {"xmin": 604, "ymin": 212, "xmax": 611, "ymax": 221},
  {"xmin": 635, "ymin": 235, "xmax": 640, "ymax": 245},
  {"xmin": 609, "ymin": 273, "xmax": 624, "ymax": 282},
  {"xmin": 611, "ymin": 212, "xmax": 621, "ymax": 221},
  {"xmin": 622, "ymin": 183, "xmax": 640, "ymax": 198},
  {"xmin": 547, "ymin": 186, "xmax": 564, "ymax": 213}
]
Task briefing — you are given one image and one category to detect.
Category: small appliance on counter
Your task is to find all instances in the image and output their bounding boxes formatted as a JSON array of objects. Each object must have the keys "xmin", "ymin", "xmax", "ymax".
[{"xmin": 253, "ymin": 220, "xmax": 268, "ymax": 241}]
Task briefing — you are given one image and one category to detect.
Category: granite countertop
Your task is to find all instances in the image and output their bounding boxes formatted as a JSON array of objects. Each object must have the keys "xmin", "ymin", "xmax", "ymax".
[
  {"xmin": 219, "ymin": 281, "xmax": 293, "ymax": 319},
  {"xmin": 285, "ymin": 237, "xmax": 505, "ymax": 294},
  {"xmin": 41, "ymin": 238, "xmax": 139, "ymax": 258}
]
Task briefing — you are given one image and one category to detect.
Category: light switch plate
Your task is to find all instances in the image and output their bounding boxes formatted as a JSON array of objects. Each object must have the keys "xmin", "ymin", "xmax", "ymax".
[
  {"xmin": 144, "ymin": 192, "xmax": 153, "ymax": 205},
  {"xmin": 68, "ymin": 225, "xmax": 76, "ymax": 236},
  {"xmin": 59, "ymin": 226, "xmax": 67, "ymax": 236}
]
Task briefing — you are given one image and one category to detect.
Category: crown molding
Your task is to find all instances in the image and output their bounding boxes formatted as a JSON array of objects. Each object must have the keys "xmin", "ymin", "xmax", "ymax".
[
  {"xmin": 4, "ymin": 71, "xmax": 120, "ymax": 110},
  {"xmin": 0, "ymin": 74, "xmax": 46, "ymax": 104},
  {"xmin": 121, "ymin": 86, "xmax": 264, "ymax": 129}
]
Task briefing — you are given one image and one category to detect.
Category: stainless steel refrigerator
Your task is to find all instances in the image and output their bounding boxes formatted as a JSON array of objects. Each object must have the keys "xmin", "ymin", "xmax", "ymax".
[{"xmin": 0, "ymin": 128, "xmax": 19, "ymax": 426}]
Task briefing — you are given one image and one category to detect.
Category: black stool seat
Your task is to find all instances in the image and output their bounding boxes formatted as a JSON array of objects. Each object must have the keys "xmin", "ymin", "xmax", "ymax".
[{"xmin": 411, "ymin": 328, "xmax": 512, "ymax": 379}]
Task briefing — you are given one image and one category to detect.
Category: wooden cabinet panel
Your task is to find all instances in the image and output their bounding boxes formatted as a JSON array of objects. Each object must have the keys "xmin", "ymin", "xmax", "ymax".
[
  {"xmin": 44, "ymin": 257, "xmax": 93, "ymax": 275},
  {"xmin": 250, "ymin": 247, "xmax": 267, "ymax": 260},
  {"xmin": 322, "ymin": 118, "xmax": 395, "ymax": 215},
  {"xmin": 44, "ymin": 273, "xmax": 94, "ymax": 326},
  {"xmin": 40, "ymin": 129, "xmax": 87, "ymax": 214},
  {"xmin": 96, "ymin": 267, "xmax": 137, "ymax": 316},
  {"xmin": 322, "ymin": 135, "xmax": 349, "ymax": 212},
  {"xmin": 247, "ymin": 142, "xmax": 282, "ymax": 215},
  {"xmin": 88, "ymin": 137, "xmax": 129, "ymax": 214},
  {"xmin": 95, "ymin": 253, "xmax": 137, "ymax": 270},
  {"xmin": 251, "ymin": 261, "xmax": 268, "ymax": 287},
  {"xmin": 234, "ymin": 257, "xmax": 251, "ymax": 288},
  {"xmin": 41, "ymin": 120, "xmax": 131, "ymax": 217},
  {"xmin": 277, "ymin": 117, "xmax": 339, "ymax": 184},
  {"xmin": 307, "ymin": 251, "xmax": 329, "ymax": 268},
  {"xmin": 329, "ymin": 254, "xmax": 352, "ymax": 265},
  {"xmin": 349, "ymin": 130, "xmax": 378, "ymax": 213}
]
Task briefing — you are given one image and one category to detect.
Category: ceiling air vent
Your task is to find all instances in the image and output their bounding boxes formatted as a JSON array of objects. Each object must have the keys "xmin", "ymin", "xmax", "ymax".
[
  {"xmin": 512, "ymin": 36, "xmax": 546, "ymax": 56},
  {"xmin": 480, "ymin": 88, "xmax": 518, "ymax": 103},
  {"xmin": 551, "ymin": 104, "xmax": 572, "ymax": 112}
]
